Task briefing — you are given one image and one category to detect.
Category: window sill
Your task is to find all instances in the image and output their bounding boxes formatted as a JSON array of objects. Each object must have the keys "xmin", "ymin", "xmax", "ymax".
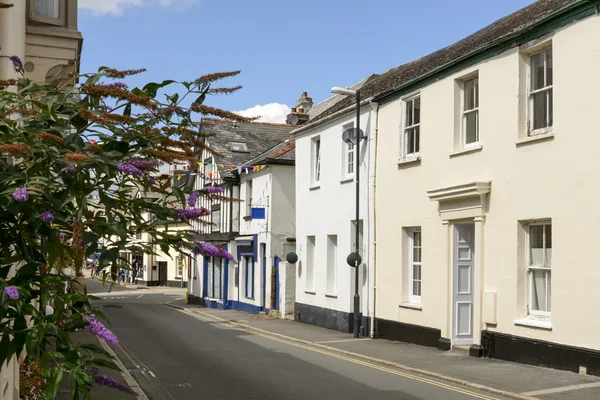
[
  {"xmin": 399, "ymin": 302, "xmax": 422, "ymax": 310},
  {"xmin": 516, "ymin": 132, "xmax": 554, "ymax": 146},
  {"xmin": 340, "ymin": 177, "xmax": 354, "ymax": 184},
  {"xmin": 245, "ymin": 297, "xmax": 255, "ymax": 301},
  {"xmin": 309, "ymin": 184, "xmax": 321, "ymax": 191},
  {"xmin": 305, "ymin": 290, "xmax": 316, "ymax": 295},
  {"xmin": 514, "ymin": 317, "xmax": 552, "ymax": 330},
  {"xmin": 449, "ymin": 144, "xmax": 483, "ymax": 158},
  {"xmin": 397, "ymin": 156, "xmax": 421, "ymax": 166},
  {"xmin": 325, "ymin": 292, "xmax": 338, "ymax": 298}
]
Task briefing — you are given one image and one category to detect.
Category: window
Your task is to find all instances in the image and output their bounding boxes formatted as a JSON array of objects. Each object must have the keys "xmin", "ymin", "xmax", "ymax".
[
  {"xmin": 342, "ymin": 123, "xmax": 354, "ymax": 178},
  {"xmin": 402, "ymin": 95, "xmax": 421, "ymax": 158},
  {"xmin": 527, "ymin": 223, "xmax": 551, "ymax": 316},
  {"xmin": 529, "ymin": 48, "xmax": 553, "ymax": 133},
  {"xmin": 306, "ymin": 236, "xmax": 315, "ymax": 291},
  {"xmin": 177, "ymin": 256, "xmax": 184, "ymax": 277},
  {"xmin": 326, "ymin": 235, "xmax": 337, "ymax": 294},
  {"xmin": 462, "ymin": 77, "xmax": 479, "ymax": 146},
  {"xmin": 311, "ymin": 137, "xmax": 321, "ymax": 185},
  {"xmin": 409, "ymin": 230, "xmax": 422, "ymax": 304},
  {"xmin": 230, "ymin": 141, "xmax": 249, "ymax": 152},
  {"xmin": 30, "ymin": 0, "xmax": 65, "ymax": 25},
  {"xmin": 211, "ymin": 204, "xmax": 221, "ymax": 232},
  {"xmin": 244, "ymin": 256, "xmax": 255, "ymax": 299},
  {"xmin": 245, "ymin": 180, "xmax": 252, "ymax": 217},
  {"xmin": 135, "ymin": 232, "xmax": 142, "ymax": 240}
]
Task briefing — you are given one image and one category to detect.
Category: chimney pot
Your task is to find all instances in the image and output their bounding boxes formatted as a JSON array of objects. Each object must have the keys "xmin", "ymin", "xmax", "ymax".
[
  {"xmin": 302, "ymin": 92, "xmax": 308, "ymax": 97},
  {"xmin": 291, "ymin": 107, "xmax": 297, "ymax": 112},
  {"xmin": 298, "ymin": 107, "xmax": 304, "ymax": 113}
]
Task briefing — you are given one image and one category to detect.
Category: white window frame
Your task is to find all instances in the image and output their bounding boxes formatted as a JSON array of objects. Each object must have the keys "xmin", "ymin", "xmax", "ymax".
[
  {"xmin": 526, "ymin": 222, "xmax": 551, "ymax": 317},
  {"xmin": 408, "ymin": 230, "xmax": 422, "ymax": 304},
  {"xmin": 29, "ymin": 0, "xmax": 66, "ymax": 26},
  {"xmin": 400, "ymin": 93, "xmax": 421, "ymax": 160},
  {"xmin": 326, "ymin": 235, "xmax": 338, "ymax": 295},
  {"xmin": 176, "ymin": 255, "xmax": 184, "ymax": 278},
  {"xmin": 528, "ymin": 48, "xmax": 553, "ymax": 135},
  {"xmin": 341, "ymin": 123, "xmax": 354, "ymax": 179},
  {"xmin": 311, "ymin": 136, "xmax": 321, "ymax": 185},
  {"xmin": 306, "ymin": 236, "xmax": 316, "ymax": 291},
  {"xmin": 461, "ymin": 76, "xmax": 480, "ymax": 148},
  {"xmin": 245, "ymin": 180, "xmax": 252, "ymax": 217}
]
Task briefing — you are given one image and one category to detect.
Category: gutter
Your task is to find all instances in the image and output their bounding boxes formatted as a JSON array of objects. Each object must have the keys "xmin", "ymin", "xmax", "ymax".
[
  {"xmin": 374, "ymin": 0, "xmax": 593, "ymax": 103},
  {"xmin": 290, "ymin": 97, "xmax": 376, "ymax": 137}
]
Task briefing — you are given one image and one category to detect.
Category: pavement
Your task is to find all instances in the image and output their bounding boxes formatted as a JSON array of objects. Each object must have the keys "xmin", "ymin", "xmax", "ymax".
[{"xmin": 79, "ymin": 275, "xmax": 600, "ymax": 400}]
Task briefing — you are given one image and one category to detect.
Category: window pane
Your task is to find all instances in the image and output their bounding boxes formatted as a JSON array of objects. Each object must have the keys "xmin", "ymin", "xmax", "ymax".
[
  {"xmin": 413, "ymin": 247, "xmax": 421, "ymax": 263},
  {"xmin": 36, "ymin": 0, "xmax": 59, "ymax": 18},
  {"xmin": 413, "ymin": 279, "xmax": 421, "ymax": 297},
  {"xmin": 474, "ymin": 78, "xmax": 479, "ymax": 108},
  {"xmin": 414, "ymin": 97, "xmax": 421, "ymax": 125},
  {"xmin": 405, "ymin": 100, "xmax": 413, "ymax": 126},
  {"xmin": 545, "ymin": 224, "xmax": 552, "ymax": 267},
  {"xmin": 464, "ymin": 79, "xmax": 476, "ymax": 111},
  {"xmin": 465, "ymin": 111, "xmax": 478, "ymax": 144},
  {"xmin": 545, "ymin": 49, "xmax": 553, "ymax": 86},
  {"xmin": 530, "ymin": 52, "xmax": 545, "ymax": 90},
  {"xmin": 413, "ymin": 264, "xmax": 421, "ymax": 281},
  {"xmin": 546, "ymin": 271, "xmax": 551, "ymax": 312},
  {"xmin": 547, "ymin": 89, "xmax": 553, "ymax": 127},
  {"xmin": 414, "ymin": 126, "xmax": 420, "ymax": 153},
  {"xmin": 405, "ymin": 128, "xmax": 414, "ymax": 154},
  {"xmin": 413, "ymin": 231, "xmax": 421, "ymax": 246},
  {"xmin": 532, "ymin": 91, "xmax": 549, "ymax": 130},
  {"xmin": 531, "ymin": 269, "xmax": 549, "ymax": 312},
  {"xmin": 529, "ymin": 225, "xmax": 544, "ymax": 265}
]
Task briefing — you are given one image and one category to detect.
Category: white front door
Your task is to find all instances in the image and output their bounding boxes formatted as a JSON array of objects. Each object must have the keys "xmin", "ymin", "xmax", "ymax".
[{"xmin": 453, "ymin": 223, "xmax": 475, "ymax": 346}]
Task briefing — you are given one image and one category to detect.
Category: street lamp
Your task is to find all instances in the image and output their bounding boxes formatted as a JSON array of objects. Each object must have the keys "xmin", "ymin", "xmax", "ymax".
[{"xmin": 331, "ymin": 86, "xmax": 364, "ymax": 338}]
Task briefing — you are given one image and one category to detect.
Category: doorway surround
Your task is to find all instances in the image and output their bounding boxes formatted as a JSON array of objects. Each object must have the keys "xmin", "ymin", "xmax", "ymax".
[{"xmin": 427, "ymin": 181, "xmax": 491, "ymax": 355}]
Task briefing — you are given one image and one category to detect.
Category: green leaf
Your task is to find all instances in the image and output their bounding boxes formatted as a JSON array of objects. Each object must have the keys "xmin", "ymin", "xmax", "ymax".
[
  {"xmin": 123, "ymin": 103, "xmax": 132, "ymax": 117},
  {"xmin": 46, "ymin": 366, "xmax": 64, "ymax": 400},
  {"xmin": 143, "ymin": 80, "xmax": 176, "ymax": 98}
]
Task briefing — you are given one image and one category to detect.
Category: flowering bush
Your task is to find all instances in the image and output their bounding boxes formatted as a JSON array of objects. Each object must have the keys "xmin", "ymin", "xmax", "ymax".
[
  {"xmin": 19, "ymin": 360, "xmax": 47, "ymax": 400},
  {"xmin": 0, "ymin": 5, "xmax": 248, "ymax": 396}
]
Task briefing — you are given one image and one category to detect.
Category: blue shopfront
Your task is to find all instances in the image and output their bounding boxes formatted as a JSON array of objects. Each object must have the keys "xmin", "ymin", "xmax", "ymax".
[{"xmin": 202, "ymin": 242, "xmax": 230, "ymax": 309}]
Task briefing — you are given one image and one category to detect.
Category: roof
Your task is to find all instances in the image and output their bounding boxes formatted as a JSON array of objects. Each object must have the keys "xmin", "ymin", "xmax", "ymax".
[
  {"xmin": 306, "ymin": 0, "xmax": 581, "ymax": 125},
  {"xmin": 307, "ymin": 74, "xmax": 379, "ymax": 119},
  {"xmin": 239, "ymin": 141, "xmax": 295, "ymax": 168},
  {"xmin": 200, "ymin": 117, "xmax": 295, "ymax": 172}
]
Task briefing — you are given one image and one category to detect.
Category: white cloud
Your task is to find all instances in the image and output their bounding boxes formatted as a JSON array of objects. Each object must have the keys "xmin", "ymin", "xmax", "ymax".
[
  {"xmin": 79, "ymin": 0, "xmax": 197, "ymax": 16},
  {"xmin": 234, "ymin": 103, "xmax": 291, "ymax": 124}
]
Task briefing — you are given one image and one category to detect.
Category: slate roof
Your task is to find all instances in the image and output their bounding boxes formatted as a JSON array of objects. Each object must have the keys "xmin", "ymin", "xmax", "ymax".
[
  {"xmin": 239, "ymin": 141, "xmax": 295, "ymax": 168},
  {"xmin": 306, "ymin": 0, "xmax": 579, "ymax": 125},
  {"xmin": 306, "ymin": 74, "xmax": 379, "ymax": 119},
  {"xmin": 200, "ymin": 117, "xmax": 295, "ymax": 172}
]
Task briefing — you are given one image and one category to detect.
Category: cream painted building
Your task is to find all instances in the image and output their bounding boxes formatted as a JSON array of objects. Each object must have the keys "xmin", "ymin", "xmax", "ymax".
[
  {"xmin": 372, "ymin": 0, "xmax": 600, "ymax": 375},
  {"xmin": 0, "ymin": 1, "xmax": 82, "ymax": 398}
]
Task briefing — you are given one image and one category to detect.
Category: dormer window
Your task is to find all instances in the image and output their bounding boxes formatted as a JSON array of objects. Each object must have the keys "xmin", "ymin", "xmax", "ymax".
[
  {"xmin": 30, "ymin": 0, "xmax": 66, "ymax": 26},
  {"xmin": 230, "ymin": 141, "xmax": 249, "ymax": 153}
]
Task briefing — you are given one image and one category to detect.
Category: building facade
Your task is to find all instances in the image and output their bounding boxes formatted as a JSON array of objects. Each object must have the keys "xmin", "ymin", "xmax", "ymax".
[
  {"xmin": 0, "ymin": 2, "xmax": 82, "ymax": 399},
  {"xmin": 292, "ymin": 79, "xmax": 378, "ymax": 334},
  {"xmin": 374, "ymin": 0, "xmax": 600, "ymax": 375}
]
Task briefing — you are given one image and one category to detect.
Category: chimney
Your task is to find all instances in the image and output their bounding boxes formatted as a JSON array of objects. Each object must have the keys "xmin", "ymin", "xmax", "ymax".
[{"xmin": 296, "ymin": 92, "xmax": 313, "ymax": 112}]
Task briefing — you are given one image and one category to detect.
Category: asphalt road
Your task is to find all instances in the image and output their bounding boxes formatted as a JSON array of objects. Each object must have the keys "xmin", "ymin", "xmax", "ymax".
[{"xmin": 89, "ymin": 283, "xmax": 510, "ymax": 400}]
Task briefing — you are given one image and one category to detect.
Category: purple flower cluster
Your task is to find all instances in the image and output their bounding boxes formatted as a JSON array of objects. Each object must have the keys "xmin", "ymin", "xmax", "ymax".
[
  {"xmin": 4, "ymin": 286, "xmax": 19, "ymax": 300},
  {"xmin": 12, "ymin": 188, "xmax": 29, "ymax": 202},
  {"xmin": 117, "ymin": 162, "xmax": 143, "ymax": 177},
  {"xmin": 67, "ymin": 165, "xmax": 77, "ymax": 173},
  {"xmin": 204, "ymin": 185, "xmax": 224, "ymax": 194},
  {"xmin": 176, "ymin": 207, "xmax": 210, "ymax": 220},
  {"xmin": 187, "ymin": 191, "xmax": 200, "ymax": 207},
  {"xmin": 90, "ymin": 368, "xmax": 135, "ymax": 395},
  {"xmin": 194, "ymin": 241, "xmax": 235, "ymax": 261},
  {"xmin": 85, "ymin": 315, "xmax": 118, "ymax": 345},
  {"xmin": 41, "ymin": 212, "xmax": 54, "ymax": 223},
  {"xmin": 125, "ymin": 159, "xmax": 160, "ymax": 171},
  {"xmin": 9, "ymin": 56, "xmax": 23, "ymax": 72}
]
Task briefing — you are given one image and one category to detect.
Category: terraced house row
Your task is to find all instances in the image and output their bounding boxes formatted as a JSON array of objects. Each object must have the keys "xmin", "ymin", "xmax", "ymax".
[{"xmin": 163, "ymin": 0, "xmax": 600, "ymax": 377}]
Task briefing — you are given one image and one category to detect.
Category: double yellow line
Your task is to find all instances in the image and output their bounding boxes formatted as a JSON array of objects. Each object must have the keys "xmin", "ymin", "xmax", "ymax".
[{"xmin": 193, "ymin": 310, "xmax": 501, "ymax": 400}]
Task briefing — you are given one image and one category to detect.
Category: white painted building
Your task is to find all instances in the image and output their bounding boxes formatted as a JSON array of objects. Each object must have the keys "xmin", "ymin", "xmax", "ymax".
[
  {"xmin": 372, "ymin": 0, "xmax": 600, "ymax": 376},
  {"xmin": 291, "ymin": 77, "xmax": 379, "ymax": 334},
  {"xmin": 187, "ymin": 118, "xmax": 296, "ymax": 313}
]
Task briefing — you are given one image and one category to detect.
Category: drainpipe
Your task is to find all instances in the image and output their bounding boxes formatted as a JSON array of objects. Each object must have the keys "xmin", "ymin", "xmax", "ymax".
[{"xmin": 369, "ymin": 100, "xmax": 379, "ymax": 339}]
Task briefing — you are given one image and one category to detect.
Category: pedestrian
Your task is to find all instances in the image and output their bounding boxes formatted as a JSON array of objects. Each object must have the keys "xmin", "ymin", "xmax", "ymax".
[
  {"xmin": 132, "ymin": 264, "xmax": 138, "ymax": 284},
  {"xmin": 125, "ymin": 268, "xmax": 130, "ymax": 284}
]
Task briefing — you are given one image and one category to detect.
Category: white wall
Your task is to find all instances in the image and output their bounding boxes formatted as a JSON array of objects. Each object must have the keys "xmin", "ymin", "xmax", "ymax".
[
  {"xmin": 295, "ymin": 105, "xmax": 377, "ymax": 320},
  {"xmin": 375, "ymin": 15, "xmax": 600, "ymax": 349}
]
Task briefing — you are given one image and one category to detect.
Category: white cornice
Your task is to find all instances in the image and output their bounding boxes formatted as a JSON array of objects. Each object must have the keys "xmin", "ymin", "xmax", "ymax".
[{"xmin": 427, "ymin": 181, "xmax": 491, "ymax": 202}]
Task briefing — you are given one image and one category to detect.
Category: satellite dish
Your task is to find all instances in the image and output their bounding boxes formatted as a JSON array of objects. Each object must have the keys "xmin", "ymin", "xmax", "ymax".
[
  {"xmin": 286, "ymin": 114, "xmax": 299, "ymax": 125},
  {"xmin": 342, "ymin": 128, "xmax": 365, "ymax": 145}
]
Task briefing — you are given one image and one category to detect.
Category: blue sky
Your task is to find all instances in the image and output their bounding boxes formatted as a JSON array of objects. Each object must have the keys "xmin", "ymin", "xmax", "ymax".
[{"xmin": 79, "ymin": 0, "xmax": 534, "ymax": 122}]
